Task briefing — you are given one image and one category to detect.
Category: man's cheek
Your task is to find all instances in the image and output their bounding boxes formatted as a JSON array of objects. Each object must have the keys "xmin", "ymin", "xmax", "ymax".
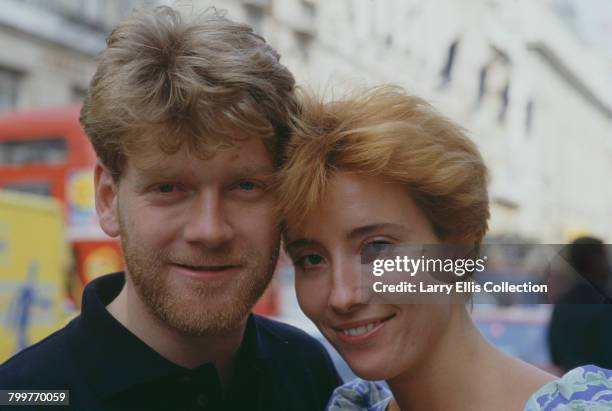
[{"xmin": 243, "ymin": 222, "xmax": 279, "ymax": 246}]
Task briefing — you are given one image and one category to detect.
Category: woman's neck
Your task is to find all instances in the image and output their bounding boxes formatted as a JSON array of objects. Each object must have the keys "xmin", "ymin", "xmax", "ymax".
[{"xmin": 386, "ymin": 306, "xmax": 554, "ymax": 411}]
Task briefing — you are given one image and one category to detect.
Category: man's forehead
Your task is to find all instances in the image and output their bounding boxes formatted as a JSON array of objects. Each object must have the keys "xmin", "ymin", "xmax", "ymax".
[
  {"xmin": 127, "ymin": 141, "xmax": 273, "ymax": 176},
  {"xmin": 128, "ymin": 145, "xmax": 201, "ymax": 171}
]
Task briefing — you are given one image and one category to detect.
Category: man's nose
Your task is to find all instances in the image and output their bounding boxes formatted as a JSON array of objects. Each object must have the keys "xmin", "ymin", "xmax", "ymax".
[
  {"xmin": 183, "ymin": 191, "xmax": 233, "ymax": 247},
  {"xmin": 328, "ymin": 260, "xmax": 366, "ymax": 314}
]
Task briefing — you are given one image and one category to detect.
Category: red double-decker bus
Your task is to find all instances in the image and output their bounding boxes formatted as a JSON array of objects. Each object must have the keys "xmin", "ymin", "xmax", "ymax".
[{"xmin": 0, "ymin": 105, "xmax": 122, "ymax": 306}]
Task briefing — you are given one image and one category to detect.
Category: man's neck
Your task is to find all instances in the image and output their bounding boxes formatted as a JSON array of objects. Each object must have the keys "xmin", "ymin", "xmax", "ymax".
[{"xmin": 106, "ymin": 277, "xmax": 246, "ymax": 388}]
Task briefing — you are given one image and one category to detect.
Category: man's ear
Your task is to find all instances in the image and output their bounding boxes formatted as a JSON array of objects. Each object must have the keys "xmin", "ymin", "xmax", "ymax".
[{"xmin": 94, "ymin": 160, "xmax": 120, "ymax": 237}]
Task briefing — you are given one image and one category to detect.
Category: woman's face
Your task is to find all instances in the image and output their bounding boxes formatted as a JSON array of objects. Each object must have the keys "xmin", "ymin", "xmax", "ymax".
[{"xmin": 286, "ymin": 172, "xmax": 454, "ymax": 381}]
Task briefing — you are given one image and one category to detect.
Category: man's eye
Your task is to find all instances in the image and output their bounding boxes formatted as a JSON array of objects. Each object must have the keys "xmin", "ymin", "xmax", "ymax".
[
  {"xmin": 157, "ymin": 183, "xmax": 177, "ymax": 193},
  {"xmin": 238, "ymin": 181, "xmax": 258, "ymax": 191}
]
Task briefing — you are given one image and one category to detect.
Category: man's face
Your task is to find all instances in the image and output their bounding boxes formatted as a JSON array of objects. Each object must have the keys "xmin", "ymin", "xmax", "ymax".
[{"xmin": 96, "ymin": 137, "xmax": 279, "ymax": 336}]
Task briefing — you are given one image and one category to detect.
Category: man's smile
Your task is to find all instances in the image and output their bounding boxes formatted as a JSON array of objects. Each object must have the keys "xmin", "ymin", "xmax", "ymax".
[{"xmin": 171, "ymin": 263, "xmax": 243, "ymax": 280}]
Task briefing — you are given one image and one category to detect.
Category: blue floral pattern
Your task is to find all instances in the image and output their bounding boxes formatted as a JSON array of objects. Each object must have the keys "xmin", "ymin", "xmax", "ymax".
[
  {"xmin": 326, "ymin": 379, "xmax": 391, "ymax": 411},
  {"xmin": 327, "ymin": 365, "xmax": 612, "ymax": 411},
  {"xmin": 525, "ymin": 365, "xmax": 612, "ymax": 411}
]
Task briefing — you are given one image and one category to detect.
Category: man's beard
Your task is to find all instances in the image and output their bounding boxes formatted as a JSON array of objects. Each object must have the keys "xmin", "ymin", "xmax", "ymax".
[{"xmin": 119, "ymin": 221, "xmax": 278, "ymax": 337}]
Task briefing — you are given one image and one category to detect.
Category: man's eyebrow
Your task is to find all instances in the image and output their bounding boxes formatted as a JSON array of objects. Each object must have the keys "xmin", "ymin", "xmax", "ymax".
[
  {"xmin": 133, "ymin": 163, "xmax": 273, "ymax": 180},
  {"xmin": 132, "ymin": 167, "xmax": 185, "ymax": 184},
  {"xmin": 347, "ymin": 223, "xmax": 411, "ymax": 240},
  {"xmin": 133, "ymin": 158, "xmax": 183, "ymax": 175},
  {"xmin": 229, "ymin": 164, "xmax": 274, "ymax": 179}
]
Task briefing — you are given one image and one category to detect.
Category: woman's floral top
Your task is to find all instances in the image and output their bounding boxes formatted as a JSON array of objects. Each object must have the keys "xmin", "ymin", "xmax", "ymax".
[{"xmin": 327, "ymin": 365, "xmax": 612, "ymax": 411}]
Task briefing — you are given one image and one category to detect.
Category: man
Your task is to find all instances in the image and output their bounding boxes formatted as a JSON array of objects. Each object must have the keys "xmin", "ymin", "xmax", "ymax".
[
  {"xmin": 0, "ymin": 6, "xmax": 341, "ymax": 410},
  {"xmin": 548, "ymin": 237, "xmax": 612, "ymax": 372}
]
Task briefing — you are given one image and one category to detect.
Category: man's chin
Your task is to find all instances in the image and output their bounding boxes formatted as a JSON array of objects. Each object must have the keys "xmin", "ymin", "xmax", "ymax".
[
  {"xmin": 154, "ymin": 298, "xmax": 251, "ymax": 336},
  {"xmin": 171, "ymin": 312, "xmax": 249, "ymax": 337},
  {"xmin": 148, "ymin": 282, "xmax": 259, "ymax": 336}
]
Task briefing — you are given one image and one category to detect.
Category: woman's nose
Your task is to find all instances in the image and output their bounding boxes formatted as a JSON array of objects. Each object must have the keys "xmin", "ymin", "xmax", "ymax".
[{"xmin": 328, "ymin": 261, "xmax": 366, "ymax": 314}]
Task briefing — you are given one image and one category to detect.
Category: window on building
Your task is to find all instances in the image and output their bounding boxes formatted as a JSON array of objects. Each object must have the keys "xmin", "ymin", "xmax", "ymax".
[
  {"xmin": 72, "ymin": 85, "xmax": 88, "ymax": 103},
  {"xmin": 0, "ymin": 67, "xmax": 21, "ymax": 111},
  {"xmin": 440, "ymin": 40, "xmax": 459, "ymax": 88},
  {"xmin": 477, "ymin": 65, "xmax": 488, "ymax": 105},
  {"xmin": 475, "ymin": 47, "xmax": 512, "ymax": 125},
  {"xmin": 498, "ymin": 81, "xmax": 510, "ymax": 124},
  {"xmin": 295, "ymin": 31, "xmax": 313, "ymax": 61},
  {"xmin": 301, "ymin": 0, "xmax": 316, "ymax": 16},
  {"xmin": 525, "ymin": 99, "xmax": 534, "ymax": 135},
  {"xmin": 385, "ymin": 35, "xmax": 393, "ymax": 48},
  {"xmin": 244, "ymin": 3, "xmax": 264, "ymax": 35},
  {"xmin": 3, "ymin": 181, "xmax": 52, "ymax": 196},
  {"xmin": 0, "ymin": 138, "xmax": 68, "ymax": 165}
]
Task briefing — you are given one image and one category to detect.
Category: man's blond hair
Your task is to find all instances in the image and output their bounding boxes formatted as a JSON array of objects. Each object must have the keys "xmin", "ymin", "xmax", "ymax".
[{"xmin": 80, "ymin": 6, "xmax": 296, "ymax": 179}]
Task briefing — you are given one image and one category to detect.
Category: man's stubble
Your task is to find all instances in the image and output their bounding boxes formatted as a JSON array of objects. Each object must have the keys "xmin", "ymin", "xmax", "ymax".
[{"xmin": 118, "ymin": 210, "xmax": 278, "ymax": 336}]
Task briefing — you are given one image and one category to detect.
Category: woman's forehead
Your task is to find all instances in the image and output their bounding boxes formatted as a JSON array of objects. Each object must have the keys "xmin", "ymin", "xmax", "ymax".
[{"xmin": 286, "ymin": 173, "xmax": 432, "ymax": 242}]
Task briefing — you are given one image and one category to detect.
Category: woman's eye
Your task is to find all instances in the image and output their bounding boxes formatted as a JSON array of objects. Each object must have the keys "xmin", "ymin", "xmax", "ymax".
[
  {"xmin": 361, "ymin": 241, "xmax": 393, "ymax": 264},
  {"xmin": 295, "ymin": 254, "xmax": 325, "ymax": 269},
  {"xmin": 370, "ymin": 241, "xmax": 392, "ymax": 252}
]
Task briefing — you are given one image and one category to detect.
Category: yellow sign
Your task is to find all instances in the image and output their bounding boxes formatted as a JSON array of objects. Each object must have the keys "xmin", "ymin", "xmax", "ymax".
[
  {"xmin": 0, "ymin": 190, "xmax": 68, "ymax": 362},
  {"xmin": 67, "ymin": 170, "xmax": 94, "ymax": 212},
  {"xmin": 84, "ymin": 247, "xmax": 121, "ymax": 281}
]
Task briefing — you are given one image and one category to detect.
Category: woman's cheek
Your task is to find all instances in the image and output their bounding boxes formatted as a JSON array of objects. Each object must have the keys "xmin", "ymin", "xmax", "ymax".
[{"xmin": 295, "ymin": 272, "xmax": 327, "ymax": 321}]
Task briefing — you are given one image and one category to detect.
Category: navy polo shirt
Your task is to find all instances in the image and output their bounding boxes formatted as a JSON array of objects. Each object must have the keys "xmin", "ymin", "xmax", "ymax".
[{"xmin": 0, "ymin": 273, "xmax": 341, "ymax": 410}]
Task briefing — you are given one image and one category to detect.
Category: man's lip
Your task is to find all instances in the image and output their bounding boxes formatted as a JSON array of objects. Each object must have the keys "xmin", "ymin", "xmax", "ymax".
[
  {"xmin": 333, "ymin": 314, "xmax": 396, "ymax": 331},
  {"xmin": 171, "ymin": 263, "xmax": 242, "ymax": 279},
  {"xmin": 174, "ymin": 263, "xmax": 238, "ymax": 271}
]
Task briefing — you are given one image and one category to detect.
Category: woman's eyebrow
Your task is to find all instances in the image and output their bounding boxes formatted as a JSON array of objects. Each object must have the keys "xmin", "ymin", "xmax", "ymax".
[
  {"xmin": 287, "ymin": 223, "xmax": 411, "ymax": 250},
  {"xmin": 286, "ymin": 238, "xmax": 320, "ymax": 253},
  {"xmin": 346, "ymin": 223, "xmax": 411, "ymax": 240}
]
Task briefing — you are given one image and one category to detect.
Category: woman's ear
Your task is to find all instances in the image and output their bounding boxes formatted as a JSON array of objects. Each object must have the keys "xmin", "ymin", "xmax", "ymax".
[
  {"xmin": 443, "ymin": 234, "xmax": 479, "ymax": 261},
  {"xmin": 94, "ymin": 160, "xmax": 120, "ymax": 237},
  {"xmin": 444, "ymin": 233, "xmax": 476, "ymax": 247}
]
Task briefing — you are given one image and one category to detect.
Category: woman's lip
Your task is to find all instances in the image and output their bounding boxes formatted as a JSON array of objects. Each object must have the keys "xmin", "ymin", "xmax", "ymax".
[
  {"xmin": 332, "ymin": 314, "xmax": 395, "ymax": 331},
  {"xmin": 334, "ymin": 315, "xmax": 394, "ymax": 330},
  {"xmin": 333, "ymin": 314, "xmax": 395, "ymax": 344}
]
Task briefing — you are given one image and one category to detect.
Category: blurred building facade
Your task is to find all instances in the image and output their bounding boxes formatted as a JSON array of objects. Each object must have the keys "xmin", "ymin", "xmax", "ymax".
[
  {"xmin": 189, "ymin": 0, "xmax": 612, "ymax": 243},
  {"xmin": 555, "ymin": 0, "xmax": 612, "ymax": 66},
  {"xmin": 0, "ymin": 0, "xmax": 150, "ymax": 111},
  {"xmin": 2, "ymin": 0, "xmax": 609, "ymax": 243}
]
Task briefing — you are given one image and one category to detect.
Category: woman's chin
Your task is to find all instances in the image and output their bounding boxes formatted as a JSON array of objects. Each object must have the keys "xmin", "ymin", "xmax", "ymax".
[
  {"xmin": 349, "ymin": 364, "xmax": 394, "ymax": 381},
  {"xmin": 343, "ymin": 353, "xmax": 398, "ymax": 381}
]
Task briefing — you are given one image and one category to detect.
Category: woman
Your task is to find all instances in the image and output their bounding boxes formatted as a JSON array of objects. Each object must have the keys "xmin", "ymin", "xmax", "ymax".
[{"xmin": 277, "ymin": 86, "xmax": 612, "ymax": 410}]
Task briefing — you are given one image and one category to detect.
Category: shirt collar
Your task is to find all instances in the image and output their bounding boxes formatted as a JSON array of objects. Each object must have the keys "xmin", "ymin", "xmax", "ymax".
[{"xmin": 68, "ymin": 272, "xmax": 267, "ymax": 399}]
